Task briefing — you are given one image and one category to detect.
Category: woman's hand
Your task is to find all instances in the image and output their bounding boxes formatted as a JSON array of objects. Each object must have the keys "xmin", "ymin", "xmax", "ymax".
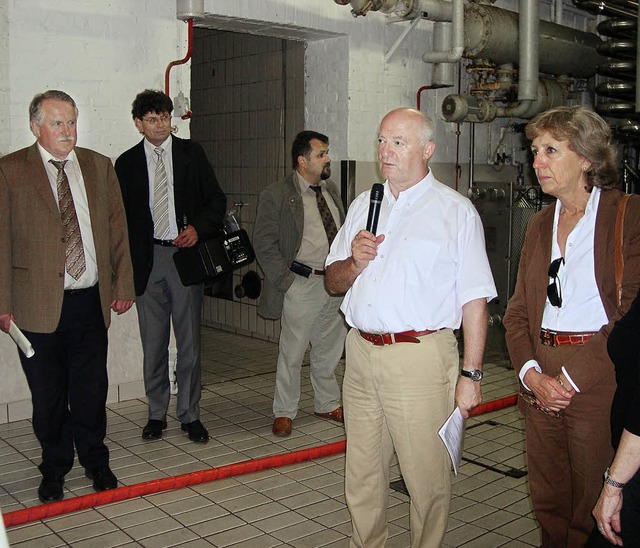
[
  {"xmin": 523, "ymin": 369, "xmax": 575, "ymax": 411},
  {"xmin": 592, "ymin": 485, "xmax": 624, "ymax": 546}
]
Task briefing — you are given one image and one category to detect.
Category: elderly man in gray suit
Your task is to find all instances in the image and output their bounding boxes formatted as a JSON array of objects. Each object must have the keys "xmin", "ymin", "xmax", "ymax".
[{"xmin": 253, "ymin": 130, "xmax": 347, "ymax": 437}]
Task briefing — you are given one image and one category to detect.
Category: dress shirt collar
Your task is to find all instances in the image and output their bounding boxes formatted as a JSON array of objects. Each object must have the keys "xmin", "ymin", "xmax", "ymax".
[
  {"xmin": 384, "ymin": 169, "xmax": 434, "ymax": 204},
  {"xmin": 144, "ymin": 135, "xmax": 172, "ymax": 157},
  {"xmin": 552, "ymin": 186, "xmax": 601, "ymax": 244},
  {"xmin": 37, "ymin": 142, "xmax": 78, "ymax": 165},
  {"xmin": 296, "ymin": 170, "xmax": 328, "ymax": 193}
]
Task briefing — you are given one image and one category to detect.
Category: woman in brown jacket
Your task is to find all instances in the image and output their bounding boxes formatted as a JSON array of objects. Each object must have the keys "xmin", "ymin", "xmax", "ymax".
[{"xmin": 503, "ymin": 106, "xmax": 640, "ymax": 547}]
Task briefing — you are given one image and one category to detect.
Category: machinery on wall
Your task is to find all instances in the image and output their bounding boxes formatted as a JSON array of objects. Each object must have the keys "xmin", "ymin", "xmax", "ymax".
[
  {"xmin": 573, "ymin": 0, "xmax": 640, "ymax": 194},
  {"xmin": 333, "ymin": 0, "xmax": 609, "ymax": 122},
  {"xmin": 334, "ymin": 0, "xmax": 639, "ymax": 333}
]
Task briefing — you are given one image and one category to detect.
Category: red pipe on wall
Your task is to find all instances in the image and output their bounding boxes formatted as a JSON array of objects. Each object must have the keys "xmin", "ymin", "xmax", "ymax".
[
  {"xmin": 416, "ymin": 85, "xmax": 436, "ymax": 112},
  {"xmin": 164, "ymin": 18, "xmax": 194, "ymax": 97}
]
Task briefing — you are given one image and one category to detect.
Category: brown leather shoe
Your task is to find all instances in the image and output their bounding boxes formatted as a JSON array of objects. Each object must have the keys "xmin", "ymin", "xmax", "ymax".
[
  {"xmin": 272, "ymin": 417, "xmax": 292, "ymax": 437},
  {"xmin": 314, "ymin": 406, "xmax": 344, "ymax": 423}
]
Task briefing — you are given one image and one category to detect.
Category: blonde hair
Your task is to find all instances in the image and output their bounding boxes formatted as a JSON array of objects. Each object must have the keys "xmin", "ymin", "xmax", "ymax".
[{"xmin": 525, "ymin": 106, "xmax": 618, "ymax": 190}]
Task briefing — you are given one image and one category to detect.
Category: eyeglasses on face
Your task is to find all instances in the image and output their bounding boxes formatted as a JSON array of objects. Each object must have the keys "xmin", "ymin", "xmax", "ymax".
[
  {"xmin": 547, "ymin": 257, "xmax": 564, "ymax": 308},
  {"xmin": 142, "ymin": 114, "xmax": 170, "ymax": 125}
]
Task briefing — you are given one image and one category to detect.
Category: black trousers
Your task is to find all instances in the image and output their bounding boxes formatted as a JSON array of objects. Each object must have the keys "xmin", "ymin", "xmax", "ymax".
[{"xmin": 20, "ymin": 285, "xmax": 109, "ymax": 476}]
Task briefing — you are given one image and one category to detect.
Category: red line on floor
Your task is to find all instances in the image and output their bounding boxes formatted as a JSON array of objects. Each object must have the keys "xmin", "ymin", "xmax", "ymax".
[
  {"xmin": 3, "ymin": 394, "xmax": 519, "ymax": 529},
  {"xmin": 3, "ymin": 440, "xmax": 346, "ymax": 528},
  {"xmin": 468, "ymin": 394, "xmax": 518, "ymax": 417}
]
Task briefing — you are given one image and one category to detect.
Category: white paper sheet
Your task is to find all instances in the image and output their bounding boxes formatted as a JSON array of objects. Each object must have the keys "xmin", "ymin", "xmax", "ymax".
[
  {"xmin": 9, "ymin": 320, "xmax": 35, "ymax": 358},
  {"xmin": 438, "ymin": 407, "xmax": 465, "ymax": 475},
  {"xmin": 0, "ymin": 508, "xmax": 9, "ymax": 548}
]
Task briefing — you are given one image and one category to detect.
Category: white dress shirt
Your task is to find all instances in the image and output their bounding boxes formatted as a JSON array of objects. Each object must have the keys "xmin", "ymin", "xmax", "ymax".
[
  {"xmin": 519, "ymin": 187, "xmax": 608, "ymax": 391},
  {"xmin": 326, "ymin": 169, "xmax": 497, "ymax": 332},
  {"xmin": 39, "ymin": 144, "xmax": 98, "ymax": 290}
]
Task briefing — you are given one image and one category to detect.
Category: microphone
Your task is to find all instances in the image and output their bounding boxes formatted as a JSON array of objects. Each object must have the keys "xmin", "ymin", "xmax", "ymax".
[{"xmin": 366, "ymin": 183, "xmax": 384, "ymax": 235}]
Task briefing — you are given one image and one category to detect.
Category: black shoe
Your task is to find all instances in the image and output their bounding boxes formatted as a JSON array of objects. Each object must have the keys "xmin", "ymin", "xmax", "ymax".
[
  {"xmin": 181, "ymin": 420, "xmax": 209, "ymax": 443},
  {"xmin": 142, "ymin": 419, "xmax": 167, "ymax": 440},
  {"xmin": 38, "ymin": 474, "xmax": 65, "ymax": 503},
  {"xmin": 85, "ymin": 465, "xmax": 118, "ymax": 492}
]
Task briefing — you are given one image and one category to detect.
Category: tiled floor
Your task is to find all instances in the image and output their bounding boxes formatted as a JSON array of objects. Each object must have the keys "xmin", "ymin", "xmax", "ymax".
[{"xmin": 1, "ymin": 327, "xmax": 540, "ymax": 547}]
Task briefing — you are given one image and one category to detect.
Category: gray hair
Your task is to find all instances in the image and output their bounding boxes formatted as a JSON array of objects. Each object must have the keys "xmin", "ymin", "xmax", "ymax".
[{"xmin": 29, "ymin": 90, "xmax": 78, "ymax": 126}]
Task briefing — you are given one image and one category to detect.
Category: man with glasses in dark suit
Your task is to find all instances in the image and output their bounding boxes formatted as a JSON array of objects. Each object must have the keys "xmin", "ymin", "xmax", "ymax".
[{"xmin": 115, "ymin": 90, "xmax": 226, "ymax": 444}]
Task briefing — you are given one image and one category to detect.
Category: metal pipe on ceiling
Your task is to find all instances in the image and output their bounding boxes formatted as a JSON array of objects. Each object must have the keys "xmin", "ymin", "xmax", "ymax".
[
  {"xmin": 517, "ymin": 0, "xmax": 539, "ymax": 101},
  {"xmin": 572, "ymin": 0, "xmax": 638, "ymax": 20},
  {"xmin": 422, "ymin": 0, "xmax": 463, "ymax": 63}
]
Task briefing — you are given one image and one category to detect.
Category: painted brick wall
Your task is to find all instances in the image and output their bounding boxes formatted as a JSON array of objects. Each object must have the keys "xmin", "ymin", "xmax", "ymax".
[{"xmin": 0, "ymin": 0, "xmax": 190, "ymax": 420}]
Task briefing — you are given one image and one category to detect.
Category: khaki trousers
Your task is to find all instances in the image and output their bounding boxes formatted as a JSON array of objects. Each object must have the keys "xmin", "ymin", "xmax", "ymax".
[
  {"xmin": 343, "ymin": 328, "xmax": 458, "ymax": 548},
  {"xmin": 273, "ymin": 274, "xmax": 347, "ymax": 418}
]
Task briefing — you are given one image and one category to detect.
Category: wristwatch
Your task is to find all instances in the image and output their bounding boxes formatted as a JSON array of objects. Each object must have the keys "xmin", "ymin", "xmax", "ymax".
[
  {"xmin": 460, "ymin": 369, "xmax": 483, "ymax": 382},
  {"xmin": 604, "ymin": 467, "xmax": 626, "ymax": 488}
]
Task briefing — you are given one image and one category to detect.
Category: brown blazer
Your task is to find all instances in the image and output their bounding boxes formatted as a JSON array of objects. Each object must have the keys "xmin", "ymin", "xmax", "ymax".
[
  {"xmin": 504, "ymin": 189, "xmax": 640, "ymax": 393},
  {"xmin": 0, "ymin": 143, "xmax": 135, "ymax": 333}
]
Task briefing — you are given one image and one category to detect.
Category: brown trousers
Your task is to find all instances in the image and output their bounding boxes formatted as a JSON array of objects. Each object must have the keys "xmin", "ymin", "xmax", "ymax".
[{"xmin": 523, "ymin": 343, "xmax": 615, "ymax": 548}]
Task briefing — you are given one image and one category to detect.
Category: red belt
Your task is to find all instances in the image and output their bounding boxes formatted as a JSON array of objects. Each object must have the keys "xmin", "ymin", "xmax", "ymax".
[
  {"xmin": 358, "ymin": 329, "xmax": 437, "ymax": 346},
  {"xmin": 540, "ymin": 328, "xmax": 596, "ymax": 347}
]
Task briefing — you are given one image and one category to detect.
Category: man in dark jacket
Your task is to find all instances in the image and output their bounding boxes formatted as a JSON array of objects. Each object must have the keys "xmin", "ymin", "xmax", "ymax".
[{"xmin": 115, "ymin": 90, "xmax": 226, "ymax": 443}]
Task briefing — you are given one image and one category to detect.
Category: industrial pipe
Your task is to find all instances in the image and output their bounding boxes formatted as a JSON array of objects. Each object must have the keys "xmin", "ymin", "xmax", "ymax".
[
  {"xmin": 464, "ymin": 3, "xmax": 604, "ymax": 79},
  {"xmin": 572, "ymin": 0, "xmax": 639, "ymax": 20},
  {"xmin": 3, "ymin": 393, "xmax": 519, "ymax": 529},
  {"xmin": 334, "ymin": 0, "xmax": 454, "ymax": 21},
  {"xmin": 422, "ymin": 0, "xmax": 464, "ymax": 64},
  {"xmin": 495, "ymin": 0, "xmax": 538, "ymax": 117},
  {"xmin": 165, "ymin": 18, "xmax": 194, "ymax": 98},
  {"xmin": 3, "ymin": 441, "xmax": 347, "ymax": 528},
  {"xmin": 518, "ymin": 0, "xmax": 539, "ymax": 101}
]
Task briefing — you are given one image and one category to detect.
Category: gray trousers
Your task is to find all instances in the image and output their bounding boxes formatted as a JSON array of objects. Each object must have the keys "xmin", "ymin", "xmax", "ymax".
[
  {"xmin": 137, "ymin": 245, "xmax": 203, "ymax": 424},
  {"xmin": 273, "ymin": 274, "xmax": 347, "ymax": 418}
]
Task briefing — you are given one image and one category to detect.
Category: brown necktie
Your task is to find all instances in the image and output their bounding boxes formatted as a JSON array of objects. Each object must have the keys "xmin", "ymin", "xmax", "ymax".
[
  {"xmin": 311, "ymin": 185, "xmax": 338, "ymax": 245},
  {"xmin": 50, "ymin": 160, "xmax": 86, "ymax": 280}
]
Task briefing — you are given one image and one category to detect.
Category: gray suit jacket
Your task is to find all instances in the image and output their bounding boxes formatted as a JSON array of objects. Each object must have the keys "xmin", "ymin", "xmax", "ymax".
[
  {"xmin": 253, "ymin": 171, "xmax": 345, "ymax": 319},
  {"xmin": 0, "ymin": 143, "xmax": 135, "ymax": 333}
]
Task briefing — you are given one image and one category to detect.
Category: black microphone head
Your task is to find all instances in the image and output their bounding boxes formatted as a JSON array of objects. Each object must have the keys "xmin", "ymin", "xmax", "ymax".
[
  {"xmin": 366, "ymin": 183, "xmax": 385, "ymax": 235},
  {"xmin": 370, "ymin": 183, "xmax": 384, "ymax": 203}
]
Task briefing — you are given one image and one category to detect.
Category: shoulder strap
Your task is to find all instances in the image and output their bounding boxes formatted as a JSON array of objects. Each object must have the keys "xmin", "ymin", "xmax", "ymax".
[{"xmin": 615, "ymin": 194, "xmax": 632, "ymax": 307}]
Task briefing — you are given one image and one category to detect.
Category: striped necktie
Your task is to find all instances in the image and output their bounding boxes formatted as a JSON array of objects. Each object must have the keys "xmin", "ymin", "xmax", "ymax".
[
  {"xmin": 50, "ymin": 159, "xmax": 86, "ymax": 280},
  {"xmin": 153, "ymin": 147, "xmax": 170, "ymax": 239}
]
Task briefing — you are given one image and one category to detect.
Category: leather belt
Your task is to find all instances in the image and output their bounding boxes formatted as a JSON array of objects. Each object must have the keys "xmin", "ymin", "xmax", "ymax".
[
  {"xmin": 540, "ymin": 328, "xmax": 596, "ymax": 347},
  {"xmin": 153, "ymin": 238, "xmax": 176, "ymax": 247},
  {"xmin": 64, "ymin": 284, "xmax": 98, "ymax": 296},
  {"xmin": 313, "ymin": 269, "xmax": 325, "ymax": 276},
  {"xmin": 358, "ymin": 329, "xmax": 437, "ymax": 346}
]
